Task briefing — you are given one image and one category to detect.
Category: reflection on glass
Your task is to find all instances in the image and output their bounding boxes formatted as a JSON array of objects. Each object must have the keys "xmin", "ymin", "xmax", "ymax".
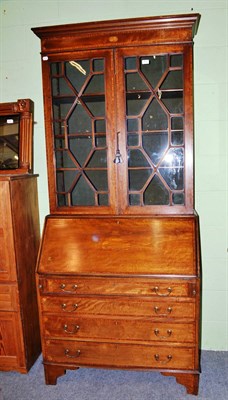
[
  {"xmin": 125, "ymin": 52, "xmax": 185, "ymax": 207},
  {"xmin": 0, "ymin": 115, "xmax": 19, "ymax": 169},
  {"xmin": 142, "ymin": 132, "xmax": 168, "ymax": 165}
]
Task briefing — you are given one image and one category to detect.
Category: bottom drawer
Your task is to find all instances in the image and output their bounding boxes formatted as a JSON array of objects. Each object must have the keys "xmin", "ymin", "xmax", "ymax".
[{"xmin": 44, "ymin": 339, "xmax": 195, "ymax": 370}]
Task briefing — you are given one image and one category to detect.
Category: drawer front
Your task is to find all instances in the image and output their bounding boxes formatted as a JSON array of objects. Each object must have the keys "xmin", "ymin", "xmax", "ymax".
[
  {"xmin": 40, "ymin": 296, "xmax": 195, "ymax": 319},
  {"xmin": 0, "ymin": 284, "xmax": 18, "ymax": 311},
  {"xmin": 43, "ymin": 315, "xmax": 195, "ymax": 343},
  {"xmin": 44, "ymin": 339, "xmax": 195, "ymax": 370},
  {"xmin": 39, "ymin": 277, "xmax": 198, "ymax": 298}
]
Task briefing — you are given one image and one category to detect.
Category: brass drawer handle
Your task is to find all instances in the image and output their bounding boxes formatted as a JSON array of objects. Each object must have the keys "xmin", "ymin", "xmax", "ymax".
[
  {"xmin": 61, "ymin": 303, "xmax": 78, "ymax": 312},
  {"xmin": 154, "ymin": 329, "xmax": 172, "ymax": 339},
  {"xmin": 154, "ymin": 354, "xmax": 172, "ymax": 364},
  {"xmin": 152, "ymin": 286, "xmax": 172, "ymax": 297},
  {"xmin": 63, "ymin": 324, "xmax": 80, "ymax": 334},
  {"xmin": 154, "ymin": 306, "xmax": 172, "ymax": 316},
  {"xmin": 60, "ymin": 283, "xmax": 78, "ymax": 293},
  {"xmin": 64, "ymin": 349, "xmax": 81, "ymax": 358}
]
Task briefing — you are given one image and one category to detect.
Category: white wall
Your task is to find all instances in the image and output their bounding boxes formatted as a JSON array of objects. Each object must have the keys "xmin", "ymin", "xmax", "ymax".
[{"xmin": 0, "ymin": 0, "xmax": 227, "ymax": 351}]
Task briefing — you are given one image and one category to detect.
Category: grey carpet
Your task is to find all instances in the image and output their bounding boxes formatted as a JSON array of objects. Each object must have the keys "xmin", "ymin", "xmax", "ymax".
[{"xmin": 0, "ymin": 351, "xmax": 227, "ymax": 399}]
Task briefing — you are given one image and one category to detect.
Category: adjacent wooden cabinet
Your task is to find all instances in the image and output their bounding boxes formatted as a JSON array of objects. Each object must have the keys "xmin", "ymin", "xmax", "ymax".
[
  {"xmin": 33, "ymin": 14, "xmax": 201, "ymax": 395},
  {"xmin": 0, "ymin": 175, "xmax": 41, "ymax": 372}
]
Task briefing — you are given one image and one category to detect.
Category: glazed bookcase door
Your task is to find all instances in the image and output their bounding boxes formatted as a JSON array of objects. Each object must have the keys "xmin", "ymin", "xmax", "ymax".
[
  {"xmin": 42, "ymin": 49, "xmax": 117, "ymax": 214},
  {"xmin": 115, "ymin": 45, "xmax": 194, "ymax": 215}
]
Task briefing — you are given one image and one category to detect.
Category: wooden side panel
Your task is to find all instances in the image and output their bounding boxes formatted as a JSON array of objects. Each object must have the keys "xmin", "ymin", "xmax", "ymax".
[
  {"xmin": 10, "ymin": 176, "xmax": 41, "ymax": 370},
  {"xmin": 0, "ymin": 180, "xmax": 16, "ymax": 281},
  {"xmin": 38, "ymin": 216, "xmax": 197, "ymax": 276}
]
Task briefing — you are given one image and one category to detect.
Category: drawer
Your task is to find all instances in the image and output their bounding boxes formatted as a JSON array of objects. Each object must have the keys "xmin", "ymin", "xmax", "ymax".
[
  {"xmin": 38, "ymin": 277, "xmax": 198, "ymax": 298},
  {"xmin": 40, "ymin": 295, "xmax": 196, "ymax": 319},
  {"xmin": 0, "ymin": 284, "xmax": 18, "ymax": 311},
  {"xmin": 43, "ymin": 315, "xmax": 195, "ymax": 343},
  {"xmin": 44, "ymin": 339, "xmax": 195, "ymax": 370}
]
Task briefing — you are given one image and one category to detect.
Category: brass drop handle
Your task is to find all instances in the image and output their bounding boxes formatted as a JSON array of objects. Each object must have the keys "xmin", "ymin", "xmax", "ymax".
[
  {"xmin": 154, "ymin": 354, "xmax": 172, "ymax": 364},
  {"xmin": 154, "ymin": 329, "xmax": 172, "ymax": 339},
  {"xmin": 152, "ymin": 286, "xmax": 172, "ymax": 297},
  {"xmin": 61, "ymin": 303, "xmax": 78, "ymax": 312},
  {"xmin": 154, "ymin": 306, "xmax": 172, "ymax": 316},
  {"xmin": 64, "ymin": 349, "xmax": 81, "ymax": 358},
  {"xmin": 63, "ymin": 324, "xmax": 80, "ymax": 334},
  {"xmin": 60, "ymin": 283, "xmax": 78, "ymax": 293}
]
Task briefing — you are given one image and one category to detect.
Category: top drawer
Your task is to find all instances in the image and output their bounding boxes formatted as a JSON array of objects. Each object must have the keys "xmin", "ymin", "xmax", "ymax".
[{"xmin": 38, "ymin": 276, "xmax": 198, "ymax": 298}]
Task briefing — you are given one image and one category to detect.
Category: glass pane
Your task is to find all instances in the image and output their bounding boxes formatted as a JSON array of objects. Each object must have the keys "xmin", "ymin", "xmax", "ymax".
[
  {"xmin": 98, "ymin": 193, "xmax": 109, "ymax": 205},
  {"xmin": 129, "ymin": 169, "xmax": 152, "ymax": 190},
  {"xmin": 127, "ymin": 134, "xmax": 139, "ymax": 146},
  {"xmin": 142, "ymin": 132, "xmax": 168, "ymax": 165},
  {"xmin": 93, "ymin": 59, "xmax": 104, "ymax": 72},
  {"xmin": 125, "ymin": 57, "xmax": 137, "ymax": 70},
  {"xmin": 68, "ymin": 105, "xmax": 92, "ymax": 134},
  {"xmin": 171, "ymin": 117, "xmax": 183, "ymax": 130},
  {"xmin": 56, "ymin": 170, "xmax": 79, "ymax": 192},
  {"xmin": 71, "ymin": 175, "xmax": 95, "ymax": 206},
  {"xmin": 159, "ymin": 167, "xmax": 184, "ymax": 190},
  {"xmin": 86, "ymin": 170, "xmax": 108, "ymax": 191},
  {"xmin": 127, "ymin": 119, "xmax": 139, "ymax": 132},
  {"xmin": 162, "ymin": 93, "xmax": 183, "ymax": 114},
  {"xmin": 161, "ymin": 70, "xmax": 183, "ymax": 90},
  {"xmin": 140, "ymin": 55, "xmax": 167, "ymax": 88},
  {"xmin": 95, "ymin": 119, "xmax": 106, "ymax": 133},
  {"xmin": 51, "ymin": 62, "xmax": 62, "ymax": 75},
  {"xmin": 53, "ymin": 100, "xmax": 74, "ymax": 120},
  {"xmin": 84, "ymin": 75, "xmax": 104, "ymax": 93},
  {"xmin": 172, "ymin": 192, "xmax": 184, "ymax": 205},
  {"xmin": 68, "ymin": 137, "xmax": 92, "ymax": 166},
  {"xmin": 55, "ymin": 138, "xmax": 65, "ymax": 149},
  {"xmin": 55, "ymin": 150, "xmax": 77, "ymax": 168},
  {"xmin": 170, "ymin": 54, "xmax": 183, "ymax": 67},
  {"xmin": 57, "ymin": 194, "xmax": 68, "ymax": 206},
  {"xmin": 144, "ymin": 175, "xmax": 169, "ymax": 205},
  {"xmin": 0, "ymin": 115, "xmax": 19, "ymax": 169},
  {"xmin": 142, "ymin": 98, "xmax": 168, "ymax": 131},
  {"xmin": 84, "ymin": 98, "xmax": 105, "ymax": 117},
  {"xmin": 171, "ymin": 131, "xmax": 184, "ymax": 145},
  {"xmin": 95, "ymin": 135, "xmax": 106, "ymax": 147},
  {"xmin": 126, "ymin": 73, "xmax": 149, "ymax": 91},
  {"xmin": 129, "ymin": 193, "xmax": 141, "ymax": 205},
  {"xmin": 128, "ymin": 149, "xmax": 150, "ymax": 167},
  {"xmin": 52, "ymin": 77, "xmax": 75, "ymax": 96},
  {"xmin": 65, "ymin": 60, "xmax": 89, "ymax": 92},
  {"xmin": 126, "ymin": 93, "xmax": 151, "ymax": 116},
  {"xmin": 160, "ymin": 148, "xmax": 184, "ymax": 168},
  {"xmin": 87, "ymin": 150, "xmax": 107, "ymax": 168}
]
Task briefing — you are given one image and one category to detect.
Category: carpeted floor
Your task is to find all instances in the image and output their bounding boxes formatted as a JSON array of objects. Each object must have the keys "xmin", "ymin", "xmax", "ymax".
[{"xmin": 0, "ymin": 351, "xmax": 227, "ymax": 400}]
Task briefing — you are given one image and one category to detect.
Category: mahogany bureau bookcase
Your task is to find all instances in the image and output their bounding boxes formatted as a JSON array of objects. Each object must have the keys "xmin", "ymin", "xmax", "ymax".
[
  {"xmin": 32, "ymin": 14, "xmax": 201, "ymax": 395},
  {"xmin": 0, "ymin": 99, "xmax": 41, "ymax": 372}
]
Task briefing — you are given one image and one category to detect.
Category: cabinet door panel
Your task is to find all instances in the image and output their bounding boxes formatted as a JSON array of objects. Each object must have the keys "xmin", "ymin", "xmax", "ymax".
[
  {"xmin": 0, "ymin": 284, "xmax": 18, "ymax": 311},
  {"xmin": 115, "ymin": 45, "xmax": 193, "ymax": 215},
  {"xmin": 0, "ymin": 312, "xmax": 25, "ymax": 369},
  {"xmin": 0, "ymin": 181, "xmax": 16, "ymax": 280},
  {"xmin": 42, "ymin": 50, "xmax": 117, "ymax": 214}
]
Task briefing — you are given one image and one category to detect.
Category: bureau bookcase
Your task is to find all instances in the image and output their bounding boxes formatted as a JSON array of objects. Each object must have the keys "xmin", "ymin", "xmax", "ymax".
[{"xmin": 33, "ymin": 14, "xmax": 201, "ymax": 395}]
